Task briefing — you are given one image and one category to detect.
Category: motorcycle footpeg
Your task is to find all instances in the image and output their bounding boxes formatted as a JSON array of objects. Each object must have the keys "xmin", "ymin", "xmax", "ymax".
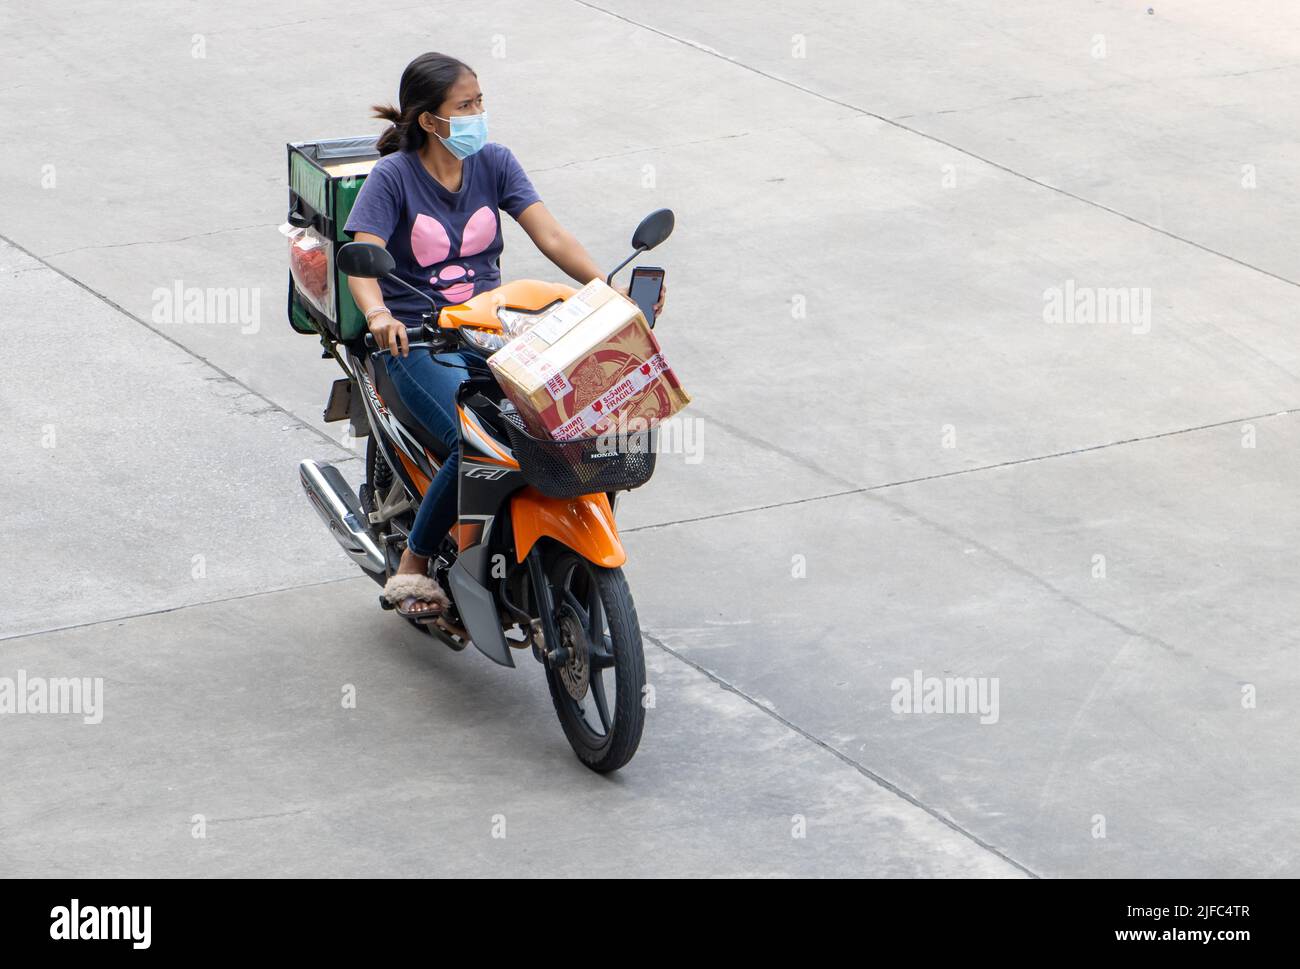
[{"xmin": 378, "ymin": 595, "xmax": 395, "ymax": 611}]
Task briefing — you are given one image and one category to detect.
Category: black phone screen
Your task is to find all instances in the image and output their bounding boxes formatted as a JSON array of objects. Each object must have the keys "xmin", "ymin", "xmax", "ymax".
[{"xmin": 628, "ymin": 267, "xmax": 665, "ymax": 325}]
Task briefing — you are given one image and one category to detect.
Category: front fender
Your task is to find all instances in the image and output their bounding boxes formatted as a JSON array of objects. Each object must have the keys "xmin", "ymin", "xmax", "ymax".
[{"xmin": 511, "ymin": 487, "xmax": 626, "ymax": 568}]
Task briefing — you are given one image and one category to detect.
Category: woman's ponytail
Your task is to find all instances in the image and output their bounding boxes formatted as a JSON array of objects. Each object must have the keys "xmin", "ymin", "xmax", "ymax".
[{"xmin": 372, "ymin": 103, "xmax": 405, "ymax": 156}]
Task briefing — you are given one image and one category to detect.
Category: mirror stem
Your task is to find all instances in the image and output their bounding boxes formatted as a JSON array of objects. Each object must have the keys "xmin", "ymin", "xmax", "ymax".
[
  {"xmin": 383, "ymin": 272, "xmax": 439, "ymax": 313},
  {"xmin": 605, "ymin": 245, "xmax": 647, "ymax": 286}
]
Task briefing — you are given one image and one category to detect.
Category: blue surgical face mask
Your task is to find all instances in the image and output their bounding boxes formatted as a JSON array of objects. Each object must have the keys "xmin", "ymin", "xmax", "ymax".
[{"xmin": 434, "ymin": 112, "xmax": 488, "ymax": 159}]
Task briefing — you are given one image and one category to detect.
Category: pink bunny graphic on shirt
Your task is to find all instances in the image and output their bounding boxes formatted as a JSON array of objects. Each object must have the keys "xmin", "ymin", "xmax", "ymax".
[{"xmin": 410, "ymin": 205, "xmax": 497, "ymax": 304}]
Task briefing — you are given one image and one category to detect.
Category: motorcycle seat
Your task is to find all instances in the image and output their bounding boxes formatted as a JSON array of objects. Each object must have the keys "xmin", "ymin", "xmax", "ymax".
[{"xmin": 367, "ymin": 357, "xmax": 453, "ymax": 464}]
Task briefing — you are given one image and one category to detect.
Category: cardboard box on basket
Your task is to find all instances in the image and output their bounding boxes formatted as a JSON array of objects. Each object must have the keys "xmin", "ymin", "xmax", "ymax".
[{"xmin": 487, "ymin": 279, "xmax": 691, "ymax": 441}]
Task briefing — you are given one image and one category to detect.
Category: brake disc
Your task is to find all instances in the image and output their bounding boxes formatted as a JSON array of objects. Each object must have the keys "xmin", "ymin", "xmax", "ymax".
[{"xmin": 557, "ymin": 607, "xmax": 590, "ymax": 701}]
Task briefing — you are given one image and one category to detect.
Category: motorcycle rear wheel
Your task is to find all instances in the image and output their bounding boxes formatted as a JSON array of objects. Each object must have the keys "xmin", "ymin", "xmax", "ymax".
[{"xmin": 542, "ymin": 549, "xmax": 646, "ymax": 773}]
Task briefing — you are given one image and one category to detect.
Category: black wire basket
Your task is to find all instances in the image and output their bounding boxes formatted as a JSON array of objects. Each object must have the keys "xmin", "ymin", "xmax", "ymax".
[{"xmin": 499, "ymin": 409, "xmax": 657, "ymax": 499}]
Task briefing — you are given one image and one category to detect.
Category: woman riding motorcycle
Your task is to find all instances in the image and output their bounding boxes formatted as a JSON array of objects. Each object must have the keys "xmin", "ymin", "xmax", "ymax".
[{"xmin": 345, "ymin": 51, "xmax": 665, "ymax": 622}]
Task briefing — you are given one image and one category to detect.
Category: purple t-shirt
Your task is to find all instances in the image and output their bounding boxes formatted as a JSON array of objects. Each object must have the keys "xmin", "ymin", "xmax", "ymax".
[{"xmin": 344, "ymin": 143, "xmax": 541, "ymax": 322}]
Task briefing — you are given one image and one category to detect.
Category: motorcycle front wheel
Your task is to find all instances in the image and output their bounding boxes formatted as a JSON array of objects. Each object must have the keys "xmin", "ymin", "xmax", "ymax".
[{"xmin": 542, "ymin": 549, "xmax": 646, "ymax": 773}]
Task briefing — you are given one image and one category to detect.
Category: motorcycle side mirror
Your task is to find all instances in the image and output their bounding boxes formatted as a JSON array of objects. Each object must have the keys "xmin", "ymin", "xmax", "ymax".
[
  {"xmin": 631, "ymin": 208, "xmax": 674, "ymax": 252},
  {"xmin": 337, "ymin": 241, "xmax": 396, "ymax": 279},
  {"xmin": 606, "ymin": 209, "xmax": 676, "ymax": 285}
]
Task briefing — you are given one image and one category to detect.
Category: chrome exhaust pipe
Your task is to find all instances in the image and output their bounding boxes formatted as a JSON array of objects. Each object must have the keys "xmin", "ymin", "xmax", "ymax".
[{"xmin": 298, "ymin": 459, "xmax": 387, "ymax": 575}]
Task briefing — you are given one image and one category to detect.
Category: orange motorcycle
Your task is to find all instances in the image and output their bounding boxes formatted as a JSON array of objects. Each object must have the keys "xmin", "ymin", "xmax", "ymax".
[{"xmin": 300, "ymin": 210, "xmax": 673, "ymax": 772}]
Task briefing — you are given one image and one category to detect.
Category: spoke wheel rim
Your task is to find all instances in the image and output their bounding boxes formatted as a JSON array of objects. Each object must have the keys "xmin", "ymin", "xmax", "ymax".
[{"xmin": 551, "ymin": 558, "xmax": 616, "ymax": 743}]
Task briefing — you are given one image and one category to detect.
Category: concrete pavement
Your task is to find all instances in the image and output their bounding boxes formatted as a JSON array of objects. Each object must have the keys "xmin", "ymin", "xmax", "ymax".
[{"xmin": 2, "ymin": 0, "xmax": 1297, "ymax": 876}]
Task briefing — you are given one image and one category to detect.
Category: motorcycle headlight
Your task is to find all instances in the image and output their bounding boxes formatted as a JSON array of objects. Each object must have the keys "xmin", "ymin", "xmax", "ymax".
[
  {"xmin": 496, "ymin": 302, "xmax": 561, "ymax": 338},
  {"xmin": 463, "ymin": 302, "xmax": 562, "ymax": 353},
  {"xmin": 461, "ymin": 327, "xmax": 508, "ymax": 352}
]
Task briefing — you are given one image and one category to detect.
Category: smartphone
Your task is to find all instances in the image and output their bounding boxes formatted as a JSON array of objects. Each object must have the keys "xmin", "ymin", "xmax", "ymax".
[{"xmin": 628, "ymin": 266, "xmax": 665, "ymax": 327}]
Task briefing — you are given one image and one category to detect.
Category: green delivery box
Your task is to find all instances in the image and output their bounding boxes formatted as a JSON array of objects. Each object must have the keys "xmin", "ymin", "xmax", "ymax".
[{"xmin": 285, "ymin": 135, "xmax": 381, "ymax": 342}]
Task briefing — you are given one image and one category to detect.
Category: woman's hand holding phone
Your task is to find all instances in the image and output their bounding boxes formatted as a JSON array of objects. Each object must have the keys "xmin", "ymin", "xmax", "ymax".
[{"xmin": 616, "ymin": 278, "xmax": 667, "ymax": 320}]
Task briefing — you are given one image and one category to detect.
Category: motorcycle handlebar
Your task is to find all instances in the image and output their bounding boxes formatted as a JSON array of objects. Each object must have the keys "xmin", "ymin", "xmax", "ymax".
[{"xmin": 363, "ymin": 324, "xmax": 436, "ymax": 353}]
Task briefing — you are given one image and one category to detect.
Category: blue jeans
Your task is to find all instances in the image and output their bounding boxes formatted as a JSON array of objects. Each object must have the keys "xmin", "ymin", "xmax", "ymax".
[{"xmin": 383, "ymin": 349, "xmax": 477, "ymax": 558}]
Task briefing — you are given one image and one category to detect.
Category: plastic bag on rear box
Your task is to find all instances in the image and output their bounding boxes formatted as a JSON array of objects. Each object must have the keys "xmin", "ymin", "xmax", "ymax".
[{"xmin": 282, "ymin": 223, "xmax": 335, "ymax": 320}]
